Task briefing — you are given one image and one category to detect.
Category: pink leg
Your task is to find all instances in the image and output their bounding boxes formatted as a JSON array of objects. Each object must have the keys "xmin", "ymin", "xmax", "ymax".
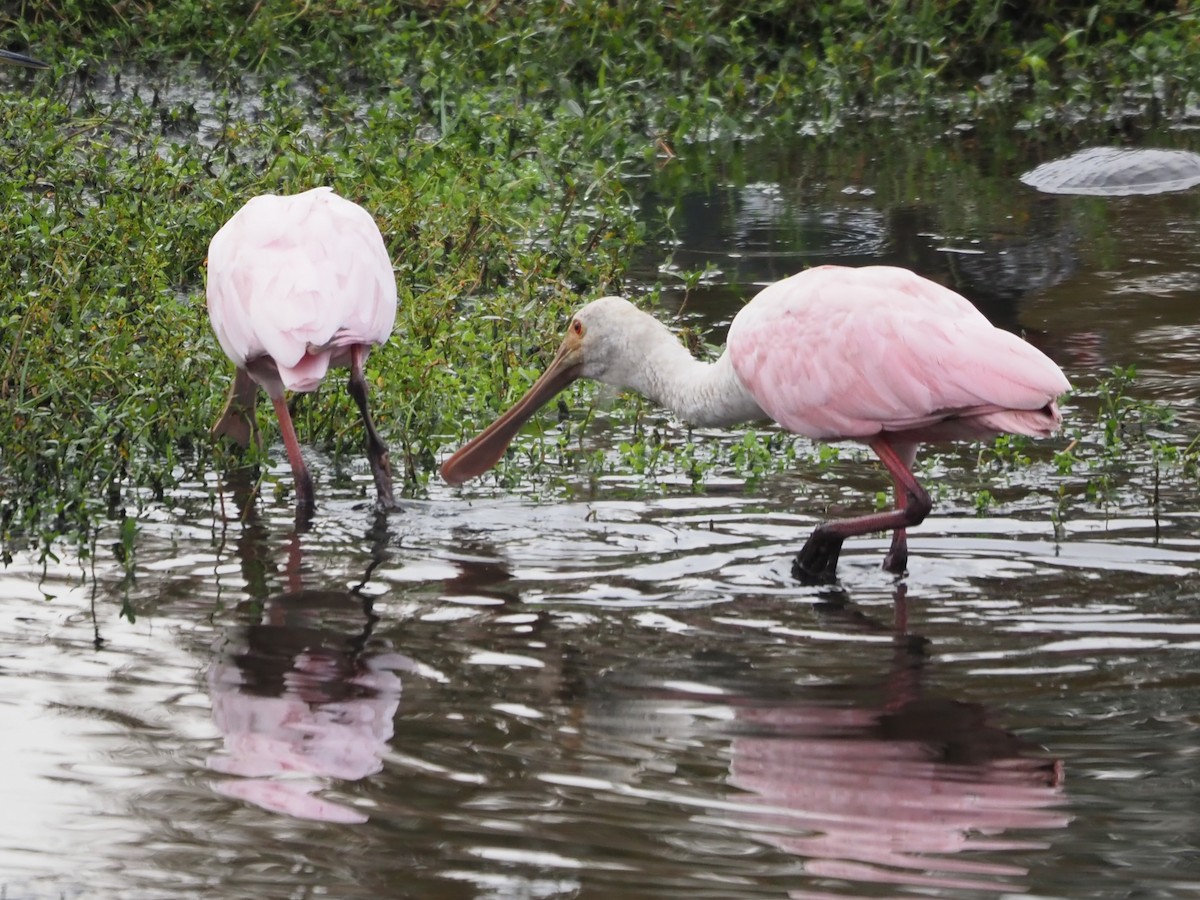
[
  {"xmin": 792, "ymin": 437, "xmax": 931, "ymax": 583},
  {"xmin": 883, "ymin": 442, "xmax": 919, "ymax": 574},
  {"xmin": 268, "ymin": 391, "xmax": 315, "ymax": 517},
  {"xmin": 347, "ymin": 345, "xmax": 396, "ymax": 509}
]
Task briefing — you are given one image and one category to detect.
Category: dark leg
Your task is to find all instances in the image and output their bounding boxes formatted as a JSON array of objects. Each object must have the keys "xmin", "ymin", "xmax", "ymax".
[
  {"xmin": 792, "ymin": 438, "xmax": 931, "ymax": 583},
  {"xmin": 268, "ymin": 390, "xmax": 315, "ymax": 518},
  {"xmin": 884, "ymin": 527, "xmax": 908, "ymax": 576},
  {"xmin": 348, "ymin": 345, "xmax": 397, "ymax": 510},
  {"xmin": 790, "ymin": 529, "xmax": 844, "ymax": 584},
  {"xmin": 211, "ymin": 368, "xmax": 261, "ymax": 449}
]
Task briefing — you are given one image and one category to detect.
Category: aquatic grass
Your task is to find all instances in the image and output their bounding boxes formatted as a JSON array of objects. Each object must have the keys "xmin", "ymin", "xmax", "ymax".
[
  {"xmin": 1054, "ymin": 366, "xmax": 1191, "ymax": 516},
  {"xmin": 3, "ymin": 0, "xmax": 1199, "ymax": 563},
  {"xmin": 10, "ymin": 1, "xmax": 1200, "ymax": 125},
  {"xmin": 945, "ymin": 364, "xmax": 1200, "ymax": 533},
  {"xmin": 0, "ymin": 35, "xmax": 651, "ymax": 556}
]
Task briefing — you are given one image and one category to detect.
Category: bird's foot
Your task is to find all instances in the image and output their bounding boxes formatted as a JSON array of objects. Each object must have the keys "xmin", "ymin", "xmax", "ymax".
[
  {"xmin": 371, "ymin": 452, "xmax": 398, "ymax": 511},
  {"xmin": 791, "ymin": 530, "xmax": 844, "ymax": 584},
  {"xmin": 881, "ymin": 551, "xmax": 908, "ymax": 576},
  {"xmin": 293, "ymin": 468, "xmax": 316, "ymax": 523},
  {"xmin": 882, "ymin": 530, "xmax": 908, "ymax": 576},
  {"xmin": 292, "ymin": 491, "xmax": 316, "ymax": 532}
]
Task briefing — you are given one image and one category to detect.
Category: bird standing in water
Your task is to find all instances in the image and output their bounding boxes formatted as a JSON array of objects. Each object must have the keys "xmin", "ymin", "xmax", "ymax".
[
  {"xmin": 441, "ymin": 265, "xmax": 1069, "ymax": 581},
  {"xmin": 207, "ymin": 187, "xmax": 398, "ymax": 516}
]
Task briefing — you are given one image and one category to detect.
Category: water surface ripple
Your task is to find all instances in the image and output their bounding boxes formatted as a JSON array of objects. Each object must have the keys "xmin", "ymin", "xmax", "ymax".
[
  {"xmin": 5, "ymin": 123, "xmax": 1200, "ymax": 898},
  {"xmin": 3, "ymin": 473, "xmax": 1199, "ymax": 898}
]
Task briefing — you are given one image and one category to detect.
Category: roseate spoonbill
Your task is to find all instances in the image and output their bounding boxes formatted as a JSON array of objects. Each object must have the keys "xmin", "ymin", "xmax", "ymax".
[
  {"xmin": 207, "ymin": 186, "xmax": 398, "ymax": 515},
  {"xmin": 0, "ymin": 48, "xmax": 47, "ymax": 68},
  {"xmin": 440, "ymin": 265, "xmax": 1070, "ymax": 581}
]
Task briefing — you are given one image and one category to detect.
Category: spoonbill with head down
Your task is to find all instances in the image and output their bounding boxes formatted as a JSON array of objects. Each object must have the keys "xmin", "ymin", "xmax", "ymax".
[
  {"xmin": 440, "ymin": 265, "xmax": 1070, "ymax": 581},
  {"xmin": 207, "ymin": 186, "xmax": 398, "ymax": 515}
]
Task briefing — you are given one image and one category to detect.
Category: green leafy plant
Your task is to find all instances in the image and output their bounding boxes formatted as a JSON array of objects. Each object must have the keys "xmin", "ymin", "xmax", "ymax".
[{"xmin": 2, "ymin": 0, "xmax": 1197, "ymax": 565}]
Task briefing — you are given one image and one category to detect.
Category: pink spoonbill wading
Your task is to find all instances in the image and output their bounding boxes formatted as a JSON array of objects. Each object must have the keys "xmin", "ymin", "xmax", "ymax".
[
  {"xmin": 440, "ymin": 265, "xmax": 1070, "ymax": 582},
  {"xmin": 207, "ymin": 187, "xmax": 398, "ymax": 516}
]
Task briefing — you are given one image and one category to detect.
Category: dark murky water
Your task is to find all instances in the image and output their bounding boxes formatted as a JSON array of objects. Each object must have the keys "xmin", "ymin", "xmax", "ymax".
[{"xmin": 5, "ymin": 118, "xmax": 1200, "ymax": 898}]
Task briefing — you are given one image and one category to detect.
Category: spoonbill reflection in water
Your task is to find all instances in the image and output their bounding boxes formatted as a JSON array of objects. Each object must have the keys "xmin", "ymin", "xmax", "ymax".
[
  {"xmin": 207, "ymin": 527, "xmax": 415, "ymax": 823},
  {"xmin": 207, "ymin": 187, "xmax": 398, "ymax": 516},
  {"xmin": 441, "ymin": 265, "xmax": 1069, "ymax": 581}
]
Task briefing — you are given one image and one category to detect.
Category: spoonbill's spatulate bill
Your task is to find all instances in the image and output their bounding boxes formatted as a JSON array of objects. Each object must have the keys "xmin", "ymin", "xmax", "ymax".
[
  {"xmin": 441, "ymin": 265, "xmax": 1070, "ymax": 581},
  {"xmin": 0, "ymin": 48, "xmax": 48, "ymax": 69},
  {"xmin": 207, "ymin": 187, "xmax": 398, "ymax": 516}
]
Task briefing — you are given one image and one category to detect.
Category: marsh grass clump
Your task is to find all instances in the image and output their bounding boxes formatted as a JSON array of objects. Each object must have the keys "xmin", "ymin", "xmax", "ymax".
[
  {"xmin": 940, "ymin": 364, "xmax": 1200, "ymax": 531},
  {"xmin": 0, "ymin": 33, "xmax": 647, "ymax": 556}
]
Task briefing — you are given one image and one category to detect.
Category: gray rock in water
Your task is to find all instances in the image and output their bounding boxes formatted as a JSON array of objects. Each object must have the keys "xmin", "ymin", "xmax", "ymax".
[{"xmin": 1020, "ymin": 147, "xmax": 1200, "ymax": 196}]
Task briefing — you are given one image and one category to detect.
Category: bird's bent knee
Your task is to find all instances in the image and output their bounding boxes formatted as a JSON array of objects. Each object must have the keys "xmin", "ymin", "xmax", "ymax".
[{"xmin": 906, "ymin": 487, "xmax": 932, "ymax": 525}]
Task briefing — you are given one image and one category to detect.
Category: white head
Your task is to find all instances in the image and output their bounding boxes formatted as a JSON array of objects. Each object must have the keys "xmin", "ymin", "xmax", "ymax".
[
  {"xmin": 441, "ymin": 294, "xmax": 669, "ymax": 484},
  {"xmin": 563, "ymin": 295, "xmax": 664, "ymax": 383}
]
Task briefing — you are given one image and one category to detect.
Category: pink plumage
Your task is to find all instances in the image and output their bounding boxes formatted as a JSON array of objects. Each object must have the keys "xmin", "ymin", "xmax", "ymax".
[
  {"xmin": 207, "ymin": 186, "xmax": 396, "ymax": 394},
  {"xmin": 727, "ymin": 265, "xmax": 1069, "ymax": 443},
  {"xmin": 206, "ymin": 187, "xmax": 399, "ymax": 515}
]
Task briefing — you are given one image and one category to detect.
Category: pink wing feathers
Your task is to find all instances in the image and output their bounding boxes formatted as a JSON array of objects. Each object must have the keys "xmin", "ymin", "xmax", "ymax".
[
  {"xmin": 727, "ymin": 266, "xmax": 1071, "ymax": 442},
  {"xmin": 207, "ymin": 187, "xmax": 397, "ymax": 392}
]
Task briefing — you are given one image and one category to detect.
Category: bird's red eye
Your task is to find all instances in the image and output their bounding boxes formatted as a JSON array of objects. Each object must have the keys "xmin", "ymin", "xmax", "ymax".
[{"xmin": 572, "ymin": 320, "xmax": 583, "ymax": 336}]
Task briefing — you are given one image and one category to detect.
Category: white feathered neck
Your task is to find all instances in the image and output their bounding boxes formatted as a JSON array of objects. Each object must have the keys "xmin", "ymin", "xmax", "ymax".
[{"xmin": 574, "ymin": 297, "xmax": 765, "ymax": 427}]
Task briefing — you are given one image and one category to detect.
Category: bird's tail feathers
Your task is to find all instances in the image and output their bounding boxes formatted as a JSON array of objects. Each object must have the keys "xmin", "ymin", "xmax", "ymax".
[
  {"xmin": 972, "ymin": 401, "xmax": 1063, "ymax": 438},
  {"xmin": 279, "ymin": 351, "xmax": 333, "ymax": 393}
]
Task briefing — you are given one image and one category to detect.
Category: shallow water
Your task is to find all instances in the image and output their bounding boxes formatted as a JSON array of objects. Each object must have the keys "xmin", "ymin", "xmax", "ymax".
[{"xmin": 4, "ymin": 118, "xmax": 1200, "ymax": 898}]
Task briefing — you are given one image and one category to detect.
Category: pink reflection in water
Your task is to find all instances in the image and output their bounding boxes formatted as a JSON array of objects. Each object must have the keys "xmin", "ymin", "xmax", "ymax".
[
  {"xmin": 206, "ymin": 588, "xmax": 415, "ymax": 823},
  {"xmin": 727, "ymin": 590, "xmax": 1068, "ymax": 895},
  {"xmin": 730, "ymin": 699, "xmax": 1067, "ymax": 894}
]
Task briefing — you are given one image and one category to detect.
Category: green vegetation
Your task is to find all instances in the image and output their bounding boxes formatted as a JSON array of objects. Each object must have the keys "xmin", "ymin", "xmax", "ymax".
[
  {"xmin": 1055, "ymin": 366, "xmax": 1195, "ymax": 514},
  {"xmin": 10, "ymin": 1, "xmax": 1200, "ymax": 128},
  {"xmin": 1, "ymin": 1, "xmax": 1198, "ymax": 558}
]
